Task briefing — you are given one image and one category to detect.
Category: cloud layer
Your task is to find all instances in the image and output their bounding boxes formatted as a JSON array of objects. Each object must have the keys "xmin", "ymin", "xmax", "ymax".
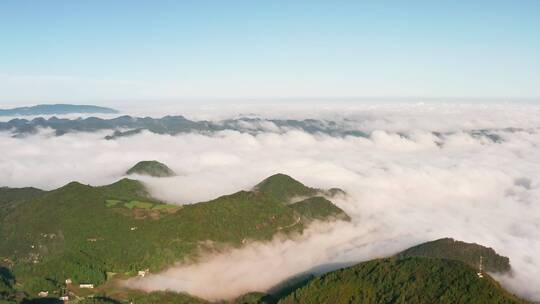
[{"xmin": 1, "ymin": 103, "xmax": 540, "ymax": 301}]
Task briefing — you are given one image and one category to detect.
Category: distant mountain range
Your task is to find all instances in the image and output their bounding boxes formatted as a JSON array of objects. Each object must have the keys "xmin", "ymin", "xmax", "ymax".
[
  {"xmin": 0, "ymin": 115, "xmax": 368, "ymax": 138},
  {"xmin": 0, "ymin": 104, "xmax": 118, "ymax": 116},
  {"xmin": 0, "ymin": 114, "xmax": 518, "ymax": 143}
]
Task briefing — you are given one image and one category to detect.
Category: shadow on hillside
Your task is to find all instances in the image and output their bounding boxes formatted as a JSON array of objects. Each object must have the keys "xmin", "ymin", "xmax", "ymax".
[
  {"xmin": 266, "ymin": 261, "xmax": 357, "ymax": 302},
  {"xmin": 0, "ymin": 266, "xmax": 15, "ymax": 282}
]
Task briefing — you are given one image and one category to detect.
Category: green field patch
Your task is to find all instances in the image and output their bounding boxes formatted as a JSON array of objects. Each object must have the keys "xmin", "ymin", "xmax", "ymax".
[
  {"xmin": 124, "ymin": 201, "xmax": 154, "ymax": 209},
  {"xmin": 105, "ymin": 199, "xmax": 123, "ymax": 207},
  {"xmin": 106, "ymin": 272, "xmax": 117, "ymax": 279},
  {"xmin": 152, "ymin": 204, "xmax": 179, "ymax": 210}
]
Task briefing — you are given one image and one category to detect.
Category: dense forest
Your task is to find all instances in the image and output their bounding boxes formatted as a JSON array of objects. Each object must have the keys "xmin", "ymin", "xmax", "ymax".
[
  {"xmin": 0, "ymin": 173, "xmax": 347, "ymax": 301},
  {"xmin": 0, "ymin": 169, "xmax": 527, "ymax": 303},
  {"xmin": 279, "ymin": 257, "xmax": 524, "ymax": 304}
]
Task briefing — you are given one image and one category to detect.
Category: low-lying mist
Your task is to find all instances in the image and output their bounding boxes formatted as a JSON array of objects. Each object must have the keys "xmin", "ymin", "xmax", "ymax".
[{"xmin": 1, "ymin": 103, "xmax": 539, "ymax": 301}]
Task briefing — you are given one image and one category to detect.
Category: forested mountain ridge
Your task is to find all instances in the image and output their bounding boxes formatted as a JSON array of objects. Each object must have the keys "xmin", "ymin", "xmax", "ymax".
[
  {"xmin": 0, "ymin": 173, "xmax": 348, "ymax": 300},
  {"xmin": 0, "ymin": 114, "xmax": 514, "ymax": 144},
  {"xmin": 396, "ymin": 237, "xmax": 511, "ymax": 273},
  {"xmin": 0, "ymin": 115, "xmax": 367, "ymax": 138},
  {"xmin": 0, "ymin": 171, "xmax": 526, "ymax": 304},
  {"xmin": 278, "ymin": 257, "xmax": 525, "ymax": 304}
]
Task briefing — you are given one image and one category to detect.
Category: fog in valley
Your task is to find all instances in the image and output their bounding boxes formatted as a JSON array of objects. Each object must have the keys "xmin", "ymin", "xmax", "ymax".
[{"xmin": 1, "ymin": 103, "xmax": 540, "ymax": 301}]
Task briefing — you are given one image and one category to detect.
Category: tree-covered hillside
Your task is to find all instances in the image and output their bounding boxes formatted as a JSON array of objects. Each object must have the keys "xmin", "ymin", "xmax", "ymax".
[
  {"xmin": 0, "ymin": 187, "xmax": 45, "ymax": 222},
  {"xmin": 289, "ymin": 196, "xmax": 350, "ymax": 221},
  {"xmin": 254, "ymin": 174, "xmax": 318, "ymax": 202},
  {"xmin": 1, "ymin": 173, "xmax": 527, "ymax": 304},
  {"xmin": 0, "ymin": 174, "xmax": 347, "ymax": 299},
  {"xmin": 0, "ymin": 188, "xmax": 45, "ymax": 205},
  {"xmin": 125, "ymin": 160, "xmax": 176, "ymax": 177},
  {"xmin": 396, "ymin": 238, "xmax": 511, "ymax": 273},
  {"xmin": 279, "ymin": 257, "xmax": 525, "ymax": 304}
]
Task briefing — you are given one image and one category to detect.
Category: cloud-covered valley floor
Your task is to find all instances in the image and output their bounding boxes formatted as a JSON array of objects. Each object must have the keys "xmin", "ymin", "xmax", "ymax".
[{"xmin": 1, "ymin": 104, "xmax": 539, "ymax": 301}]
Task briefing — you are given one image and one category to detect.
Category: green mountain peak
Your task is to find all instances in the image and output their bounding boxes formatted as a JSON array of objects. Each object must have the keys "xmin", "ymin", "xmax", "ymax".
[
  {"xmin": 254, "ymin": 173, "xmax": 317, "ymax": 202},
  {"xmin": 279, "ymin": 257, "xmax": 525, "ymax": 304},
  {"xmin": 396, "ymin": 237, "xmax": 511, "ymax": 273},
  {"xmin": 126, "ymin": 160, "xmax": 175, "ymax": 177}
]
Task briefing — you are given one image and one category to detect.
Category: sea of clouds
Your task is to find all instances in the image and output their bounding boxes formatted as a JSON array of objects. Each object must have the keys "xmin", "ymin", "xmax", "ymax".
[{"xmin": 1, "ymin": 102, "xmax": 539, "ymax": 301}]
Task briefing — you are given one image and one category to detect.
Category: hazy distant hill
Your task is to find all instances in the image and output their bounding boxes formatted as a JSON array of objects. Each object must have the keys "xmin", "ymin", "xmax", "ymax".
[
  {"xmin": 126, "ymin": 160, "xmax": 176, "ymax": 177},
  {"xmin": 0, "ymin": 114, "xmax": 513, "ymax": 143},
  {"xmin": 0, "ymin": 115, "xmax": 368, "ymax": 138},
  {"xmin": 0, "ymin": 172, "xmax": 347, "ymax": 299},
  {"xmin": 0, "ymin": 104, "xmax": 118, "ymax": 116}
]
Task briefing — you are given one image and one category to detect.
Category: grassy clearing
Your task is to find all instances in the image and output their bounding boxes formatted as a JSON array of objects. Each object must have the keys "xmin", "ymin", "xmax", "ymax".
[
  {"xmin": 105, "ymin": 199, "xmax": 179, "ymax": 212},
  {"xmin": 105, "ymin": 199, "xmax": 122, "ymax": 207},
  {"xmin": 152, "ymin": 204, "xmax": 178, "ymax": 210},
  {"xmin": 124, "ymin": 201, "xmax": 154, "ymax": 209}
]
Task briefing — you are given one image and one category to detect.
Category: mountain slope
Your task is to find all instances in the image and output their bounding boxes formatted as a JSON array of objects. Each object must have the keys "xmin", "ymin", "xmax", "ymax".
[
  {"xmin": 279, "ymin": 257, "xmax": 525, "ymax": 304},
  {"xmin": 0, "ymin": 187, "xmax": 45, "ymax": 205},
  {"xmin": 254, "ymin": 174, "xmax": 319, "ymax": 203},
  {"xmin": 289, "ymin": 196, "xmax": 350, "ymax": 221},
  {"xmin": 0, "ymin": 187, "xmax": 45, "ymax": 219},
  {"xmin": 0, "ymin": 174, "xmax": 347, "ymax": 298},
  {"xmin": 126, "ymin": 160, "xmax": 176, "ymax": 177}
]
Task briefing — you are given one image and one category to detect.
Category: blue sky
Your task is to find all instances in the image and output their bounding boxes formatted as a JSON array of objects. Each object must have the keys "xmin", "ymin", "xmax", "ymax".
[{"xmin": 1, "ymin": 0, "xmax": 539, "ymax": 104}]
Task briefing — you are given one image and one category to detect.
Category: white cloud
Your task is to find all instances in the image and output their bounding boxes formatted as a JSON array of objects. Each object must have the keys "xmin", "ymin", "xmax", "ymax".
[{"xmin": 1, "ymin": 103, "xmax": 540, "ymax": 301}]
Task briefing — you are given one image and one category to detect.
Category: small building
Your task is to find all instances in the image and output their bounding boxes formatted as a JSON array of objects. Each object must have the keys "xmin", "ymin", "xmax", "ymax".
[
  {"xmin": 130, "ymin": 227, "xmax": 138, "ymax": 231},
  {"xmin": 137, "ymin": 269, "xmax": 150, "ymax": 277},
  {"xmin": 59, "ymin": 296, "xmax": 69, "ymax": 301},
  {"xmin": 38, "ymin": 291, "xmax": 49, "ymax": 297},
  {"xmin": 79, "ymin": 283, "xmax": 94, "ymax": 289},
  {"xmin": 65, "ymin": 278, "xmax": 72, "ymax": 285}
]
